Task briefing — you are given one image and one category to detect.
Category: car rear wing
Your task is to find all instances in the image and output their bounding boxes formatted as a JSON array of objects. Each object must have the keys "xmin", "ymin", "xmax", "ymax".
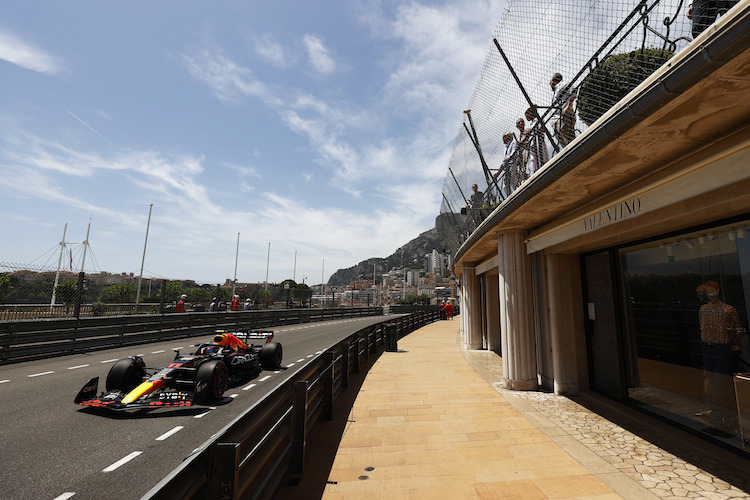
[{"xmin": 215, "ymin": 329, "xmax": 274, "ymax": 344}]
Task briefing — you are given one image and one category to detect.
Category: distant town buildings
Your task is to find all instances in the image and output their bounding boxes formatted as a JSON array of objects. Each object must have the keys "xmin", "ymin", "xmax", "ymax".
[{"xmin": 338, "ymin": 248, "xmax": 457, "ymax": 306}]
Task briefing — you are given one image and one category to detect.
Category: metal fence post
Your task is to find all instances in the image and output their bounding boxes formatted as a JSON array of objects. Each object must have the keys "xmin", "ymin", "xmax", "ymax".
[
  {"xmin": 363, "ymin": 327, "xmax": 370, "ymax": 360},
  {"xmin": 353, "ymin": 335, "xmax": 361, "ymax": 374},
  {"xmin": 73, "ymin": 271, "xmax": 85, "ymax": 320},
  {"xmin": 322, "ymin": 351, "xmax": 334, "ymax": 420},
  {"xmin": 291, "ymin": 380, "xmax": 309, "ymax": 477},
  {"xmin": 385, "ymin": 322, "xmax": 397, "ymax": 352},
  {"xmin": 209, "ymin": 442, "xmax": 240, "ymax": 500},
  {"xmin": 159, "ymin": 279, "xmax": 167, "ymax": 315},
  {"xmin": 342, "ymin": 342, "xmax": 350, "ymax": 389}
]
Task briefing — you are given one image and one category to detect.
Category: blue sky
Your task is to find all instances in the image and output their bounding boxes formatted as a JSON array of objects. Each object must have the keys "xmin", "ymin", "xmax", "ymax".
[{"xmin": 0, "ymin": 1, "xmax": 505, "ymax": 285}]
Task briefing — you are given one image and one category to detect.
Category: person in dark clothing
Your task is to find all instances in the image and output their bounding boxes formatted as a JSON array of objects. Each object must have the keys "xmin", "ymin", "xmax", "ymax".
[{"xmin": 687, "ymin": 1, "xmax": 738, "ymax": 38}]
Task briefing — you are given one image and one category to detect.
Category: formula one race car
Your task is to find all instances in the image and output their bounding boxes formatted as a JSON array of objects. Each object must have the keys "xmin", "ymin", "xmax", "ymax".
[{"xmin": 74, "ymin": 331, "xmax": 282, "ymax": 411}]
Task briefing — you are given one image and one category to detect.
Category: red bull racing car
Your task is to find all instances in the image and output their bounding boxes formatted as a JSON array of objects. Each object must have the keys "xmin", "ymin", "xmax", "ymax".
[{"xmin": 74, "ymin": 331, "xmax": 282, "ymax": 410}]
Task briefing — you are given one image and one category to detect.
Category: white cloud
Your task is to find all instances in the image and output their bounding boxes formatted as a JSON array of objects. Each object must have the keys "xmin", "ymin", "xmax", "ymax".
[
  {"xmin": 384, "ymin": 2, "xmax": 500, "ymax": 120},
  {"xmin": 181, "ymin": 45, "xmax": 271, "ymax": 104},
  {"xmin": 254, "ymin": 33, "xmax": 290, "ymax": 67},
  {"xmin": 0, "ymin": 29, "xmax": 63, "ymax": 75},
  {"xmin": 302, "ymin": 34, "xmax": 335, "ymax": 75}
]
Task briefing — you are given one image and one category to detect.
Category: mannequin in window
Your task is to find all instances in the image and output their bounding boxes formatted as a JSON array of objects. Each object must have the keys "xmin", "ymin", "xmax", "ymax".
[{"xmin": 698, "ymin": 280, "xmax": 740, "ymax": 429}]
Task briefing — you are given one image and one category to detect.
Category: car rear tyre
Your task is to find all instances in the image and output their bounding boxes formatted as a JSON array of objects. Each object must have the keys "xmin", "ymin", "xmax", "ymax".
[
  {"xmin": 106, "ymin": 357, "xmax": 145, "ymax": 392},
  {"xmin": 260, "ymin": 342, "xmax": 283, "ymax": 370},
  {"xmin": 194, "ymin": 360, "xmax": 228, "ymax": 403}
]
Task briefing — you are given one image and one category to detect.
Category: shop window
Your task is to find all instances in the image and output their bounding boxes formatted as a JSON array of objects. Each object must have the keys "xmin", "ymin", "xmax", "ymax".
[{"xmin": 619, "ymin": 221, "xmax": 750, "ymax": 452}]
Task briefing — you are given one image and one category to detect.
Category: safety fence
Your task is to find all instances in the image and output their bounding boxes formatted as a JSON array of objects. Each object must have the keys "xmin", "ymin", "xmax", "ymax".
[
  {"xmin": 142, "ymin": 308, "xmax": 441, "ymax": 500},
  {"xmin": 0, "ymin": 261, "xmax": 317, "ymax": 320},
  {"xmin": 0, "ymin": 307, "xmax": 383, "ymax": 365},
  {"xmin": 438, "ymin": 0, "xmax": 705, "ymax": 255}
]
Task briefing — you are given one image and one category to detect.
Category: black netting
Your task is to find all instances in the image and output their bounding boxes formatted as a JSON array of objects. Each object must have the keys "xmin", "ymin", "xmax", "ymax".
[{"xmin": 441, "ymin": 0, "xmax": 703, "ymax": 255}]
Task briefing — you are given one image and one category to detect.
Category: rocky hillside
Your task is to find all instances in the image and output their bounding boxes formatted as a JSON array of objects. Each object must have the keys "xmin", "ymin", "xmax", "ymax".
[{"xmin": 327, "ymin": 225, "xmax": 448, "ymax": 286}]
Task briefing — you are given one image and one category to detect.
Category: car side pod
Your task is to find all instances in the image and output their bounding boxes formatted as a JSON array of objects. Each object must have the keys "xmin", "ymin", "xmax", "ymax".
[{"xmin": 74, "ymin": 377, "xmax": 99, "ymax": 404}]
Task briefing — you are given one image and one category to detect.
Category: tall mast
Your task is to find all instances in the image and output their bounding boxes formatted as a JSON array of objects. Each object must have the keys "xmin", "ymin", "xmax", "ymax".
[
  {"xmin": 135, "ymin": 204, "xmax": 153, "ymax": 311},
  {"xmin": 50, "ymin": 223, "xmax": 68, "ymax": 308},
  {"xmin": 232, "ymin": 232, "xmax": 240, "ymax": 297}
]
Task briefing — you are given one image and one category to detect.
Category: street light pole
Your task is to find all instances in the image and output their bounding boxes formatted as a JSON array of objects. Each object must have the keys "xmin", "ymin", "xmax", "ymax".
[{"xmin": 265, "ymin": 242, "xmax": 270, "ymax": 290}]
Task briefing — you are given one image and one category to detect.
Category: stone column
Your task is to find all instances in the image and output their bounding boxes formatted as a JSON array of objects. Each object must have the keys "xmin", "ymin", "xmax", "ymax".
[
  {"xmin": 461, "ymin": 265, "xmax": 483, "ymax": 349},
  {"xmin": 485, "ymin": 272, "xmax": 501, "ymax": 352},
  {"xmin": 498, "ymin": 231, "xmax": 538, "ymax": 390},
  {"xmin": 546, "ymin": 253, "xmax": 583, "ymax": 395}
]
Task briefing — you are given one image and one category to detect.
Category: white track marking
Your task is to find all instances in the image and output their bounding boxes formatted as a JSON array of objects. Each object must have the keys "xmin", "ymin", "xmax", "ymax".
[
  {"xmin": 306, "ymin": 354, "xmax": 314, "ymax": 358},
  {"xmin": 155, "ymin": 426, "xmax": 184, "ymax": 441},
  {"xmin": 53, "ymin": 493, "xmax": 76, "ymax": 500},
  {"xmin": 100, "ymin": 359, "xmax": 118, "ymax": 364},
  {"xmin": 151, "ymin": 350, "xmax": 165, "ymax": 354},
  {"xmin": 229, "ymin": 393, "xmax": 239, "ymax": 398},
  {"xmin": 297, "ymin": 359, "xmax": 304, "ymax": 362},
  {"xmin": 68, "ymin": 364, "xmax": 89, "ymax": 370},
  {"xmin": 28, "ymin": 371, "xmax": 53, "ymax": 378},
  {"xmin": 194, "ymin": 408, "xmax": 214, "ymax": 418},
  {"xmin": 259, "ymin": 375, "xmax": 271, "ymax": 382},
  {"xmin": 172, "ymin": 347, "xmax": 184, "ymax": 351},
  {"xmin": 0, "ymin": 380, "xmax": 10, "ymax": 384},
  {"xmin": 102, "ymin": 451, "xmax": 142, "ymax": 472},
  {"xmin": 242, "ymin": 383, "xmax": 256, "ymax": 391},
  {"xmin": 286, "ymin": 363, "xmax": 295, "ymax": 368}
]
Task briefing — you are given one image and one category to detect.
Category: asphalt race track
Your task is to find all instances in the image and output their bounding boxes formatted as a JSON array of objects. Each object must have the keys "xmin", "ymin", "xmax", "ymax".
[{"xmin": 0, "ymin": 315, "xmax": 389, "ymax": 500}]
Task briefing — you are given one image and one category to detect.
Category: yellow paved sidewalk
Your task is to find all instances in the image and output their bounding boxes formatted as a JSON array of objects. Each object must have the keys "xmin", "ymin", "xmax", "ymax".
[
  {"xmin": 319, "ymin": 317, "xmax": 622, "ymax": 499},
  {"xmin": 274, "ymin": 316, "xmax": 750, "ymax": 500}
]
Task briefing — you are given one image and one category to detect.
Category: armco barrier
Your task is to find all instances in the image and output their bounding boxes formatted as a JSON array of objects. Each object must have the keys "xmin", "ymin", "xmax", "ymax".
[
  {"xmin": 142, "ymin": 308, "xmax": 441, "ymax": 500},
  {"xmin": 0, "ymin": 307, "xmax": 383, "ymax": 365}
]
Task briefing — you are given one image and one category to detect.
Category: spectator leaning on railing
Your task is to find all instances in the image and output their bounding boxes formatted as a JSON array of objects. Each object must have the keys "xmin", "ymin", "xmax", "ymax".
[
  {"xmin": 687, "ymin": 0, "xmax": 739, "ymax": 38},
  {"xmin": 522, "ymin": 107, "xmax": 549, "ymax": 177},
  {"xmin": 550, "ymin": 72, "xmax": 577, "ymax": 148},
  {"xmin": 494, "ymin": 132, "xmax": 520, "ymax": 196},
  {"xmin": 469, "ymin": 183, "xmax": 484, "ymax": 209}
]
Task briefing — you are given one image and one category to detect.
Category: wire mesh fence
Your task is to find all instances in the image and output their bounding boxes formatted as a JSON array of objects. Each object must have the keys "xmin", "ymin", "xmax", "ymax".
[
  {"xmin": 0, "ymin": 261, "xmax": 315, "ymax": 321},
  {"xmin": 438, "ymin": 0, "xmax": 717, "ymax": 255}
]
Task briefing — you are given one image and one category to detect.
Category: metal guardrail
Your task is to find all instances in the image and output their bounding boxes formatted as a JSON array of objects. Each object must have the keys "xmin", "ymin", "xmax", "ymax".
[
  {"xmin": 142, "ymin": 309, "xmax": 441, "ymax": 500},
  {"xmin": 0, "ymin": 307, "xmax": 384, "ymax": 365}
]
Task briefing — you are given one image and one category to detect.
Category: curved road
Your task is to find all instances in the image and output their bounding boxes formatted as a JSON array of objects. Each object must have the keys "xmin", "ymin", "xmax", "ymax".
[{"xmin": 0, "ymin": 315, "xmax": 390, "ymax": 500}]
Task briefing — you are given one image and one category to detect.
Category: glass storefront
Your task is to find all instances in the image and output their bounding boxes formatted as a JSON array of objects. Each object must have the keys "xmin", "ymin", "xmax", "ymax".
[{"xmin": 617, "ymin": 219, "xmax": 750, "ymax": 452}]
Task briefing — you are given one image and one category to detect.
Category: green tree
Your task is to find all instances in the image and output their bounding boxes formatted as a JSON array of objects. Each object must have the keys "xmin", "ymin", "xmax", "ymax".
[
  {"xmin": 98, "ymin": 282, "xmax": 137, "ymax": 303},
  {"xmin": 0, "ymin": 274, "xmax": 11, "ymax": 303},
  {"xmin": 256, "ymin": 289, "xmax": 273, "ymax": 307},
  {"xmin": 292, "ymin": 284, "xmax": 312, "ymax": 304},
  {"xmin": 188, "ymin": 287, "xmax": 211, "ymax": 304},
  {"xmin": 164, "ymin": 281, "xmax": 186, "ymax": 302},
  {"xmin": 577, "ymin": 47, "xmax": 674, "ymax": 127},
  {"xmin": 55, "ymin": 280, "xmax": 79, "ymax": 304}
]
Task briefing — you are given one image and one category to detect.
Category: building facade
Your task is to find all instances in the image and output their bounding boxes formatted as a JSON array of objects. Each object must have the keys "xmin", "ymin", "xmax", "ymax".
[{"xmin": 452, "ymin": 5, "xmax": 750, "ymax": 454}]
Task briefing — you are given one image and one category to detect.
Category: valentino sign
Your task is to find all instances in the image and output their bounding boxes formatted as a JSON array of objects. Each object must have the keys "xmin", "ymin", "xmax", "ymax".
[{"xmin": 583, "ymin": 197, "xmax": 642, "ymax": 232}]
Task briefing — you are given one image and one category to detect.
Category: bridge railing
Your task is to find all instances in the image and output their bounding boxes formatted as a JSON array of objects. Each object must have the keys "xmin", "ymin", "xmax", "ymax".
[
  {"xmin": 0, "ymin": 307, "xmax": 384, "ymax": 365},
  {"xmin": 142, "ymin": 308, "xmax": 441, "ymax": 500}
]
